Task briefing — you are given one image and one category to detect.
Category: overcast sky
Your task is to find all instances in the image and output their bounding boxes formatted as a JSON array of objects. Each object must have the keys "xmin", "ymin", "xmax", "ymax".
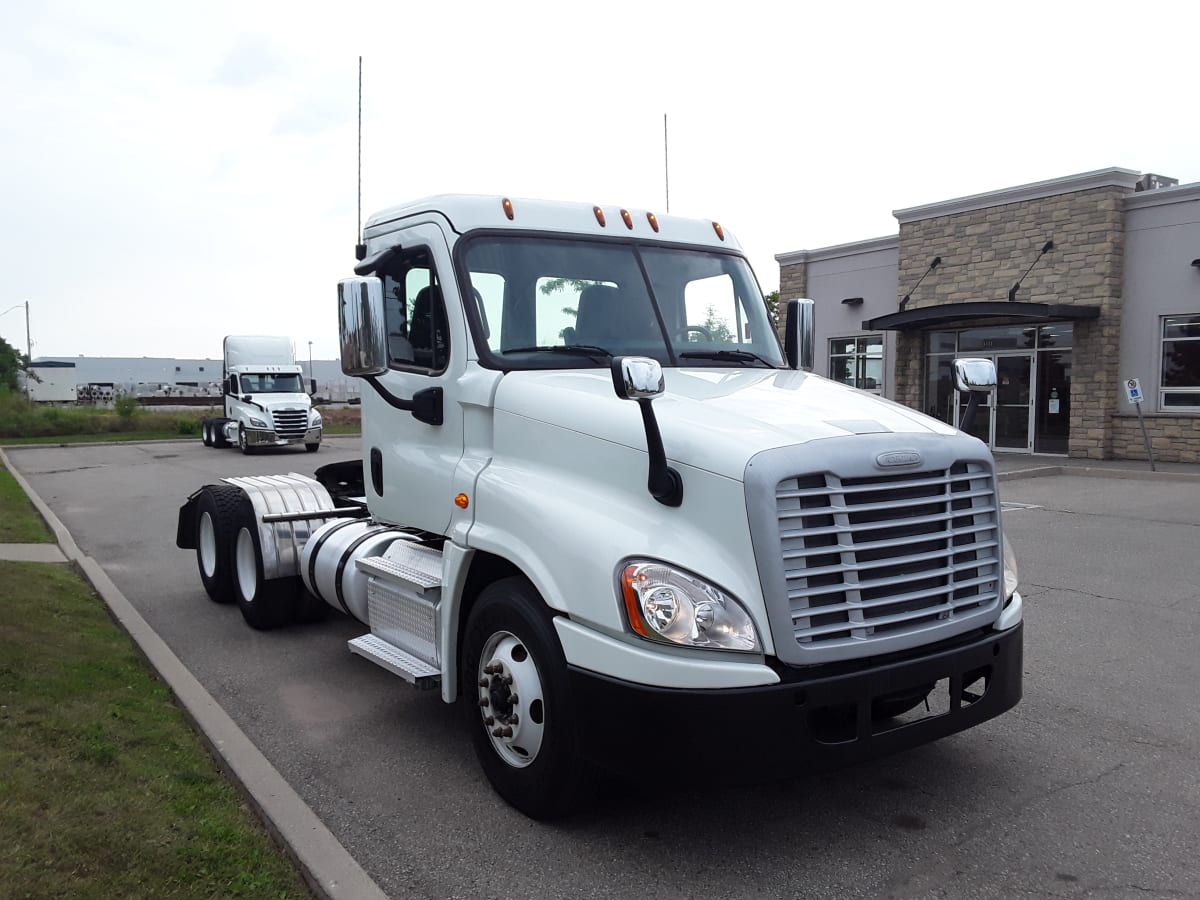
[{"xmin": 2, "ymin": 0, "xmax": 1198, "ymax": 360}]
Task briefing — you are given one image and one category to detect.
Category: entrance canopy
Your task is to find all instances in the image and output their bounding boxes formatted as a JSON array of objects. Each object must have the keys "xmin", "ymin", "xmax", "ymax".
[{"xmin": 863, "ymin": 301, "xmax": 1100, "ymax": 332}]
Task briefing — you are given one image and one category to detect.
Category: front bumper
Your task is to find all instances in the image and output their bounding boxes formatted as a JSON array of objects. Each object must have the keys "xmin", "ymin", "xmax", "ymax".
[
  {"xmin": 245, "ymin": 426, "xmax": 322, "ymax": 447},
  {"xmin": 569, "ymin": 623, "xmax": 1022, "ymax": 779}
]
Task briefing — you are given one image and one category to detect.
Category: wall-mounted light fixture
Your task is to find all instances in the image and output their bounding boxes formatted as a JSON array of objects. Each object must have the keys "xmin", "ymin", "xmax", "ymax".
[
  {"xmin": 841, "ymin": 297, "xmax": 864, "ymax": 306},
  {"xmin": 1191, "ymin": 258, "xmax": 1200, "ymax": 268}
]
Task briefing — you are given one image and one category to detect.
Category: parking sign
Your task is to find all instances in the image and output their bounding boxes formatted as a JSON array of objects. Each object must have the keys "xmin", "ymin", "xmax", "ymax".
[{"xmin": 1125, "ymin": 378, "xmax": 1143, "ymax": 404}]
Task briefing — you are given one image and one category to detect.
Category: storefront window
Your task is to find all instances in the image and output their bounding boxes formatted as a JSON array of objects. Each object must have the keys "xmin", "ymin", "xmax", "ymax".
[
  {"xmin": 1161, "ymin": 314, "xmax": 1200, "ymax": 409},
  {"xmin": 829, "ymin": 335, "xmax": 883, "ymax": 392}
]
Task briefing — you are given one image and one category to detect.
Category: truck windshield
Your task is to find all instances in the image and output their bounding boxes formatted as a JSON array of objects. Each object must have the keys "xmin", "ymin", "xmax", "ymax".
[
  {"xmin": 239, "ymin": 373, "xmax": 304, "ymax": 393},
  {"xmin": 461, "ymin": 236, "xmax": 785, "ymax": 370}
]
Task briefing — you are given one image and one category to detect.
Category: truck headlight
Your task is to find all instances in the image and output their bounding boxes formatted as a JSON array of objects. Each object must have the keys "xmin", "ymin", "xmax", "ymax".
[
  {"xmin": 1003, "ymin": 535, "xmax": 1019, "ymax": 599},
  {"xmin": 310, "ymin": 410, "xmax": 322, "ymax": 426},
  {"xmin": 248, "ymin": 416, "xmax": 268, "ymax": 428},
  {"xmin": 620, "ymin": 561, "xmax": 760, "ymax": 652}
]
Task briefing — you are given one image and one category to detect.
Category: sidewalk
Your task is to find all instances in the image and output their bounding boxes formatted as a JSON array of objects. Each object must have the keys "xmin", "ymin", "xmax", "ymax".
[
  {"xmin": 993, "ymin": 451, "xmax": 1200, "ymax": 481},
  {"xmin": 0, "ymin": 543, "xmax": 66, "ymax": 562}
]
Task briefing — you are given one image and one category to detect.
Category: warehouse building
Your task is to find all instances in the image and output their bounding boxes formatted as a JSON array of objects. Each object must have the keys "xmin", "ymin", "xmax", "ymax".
[{"xmin": 776, "ymin": 167, "xmax": 1200, "ymax": 461}]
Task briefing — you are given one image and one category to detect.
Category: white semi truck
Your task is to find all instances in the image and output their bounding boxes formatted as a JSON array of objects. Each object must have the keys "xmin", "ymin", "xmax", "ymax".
[
  {"xmin": 200, "ymin": 335, "xmax": 323, "ymax": 454},
  {"xmin": 176, "ymin": 196, "xmax": 1022, "ymax": 819}
]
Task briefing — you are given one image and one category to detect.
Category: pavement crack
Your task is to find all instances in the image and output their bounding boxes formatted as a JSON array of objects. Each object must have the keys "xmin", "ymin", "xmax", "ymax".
[{"xmin": 1031, "ymin": 506, "xmax": 1200, "ymax": 530}]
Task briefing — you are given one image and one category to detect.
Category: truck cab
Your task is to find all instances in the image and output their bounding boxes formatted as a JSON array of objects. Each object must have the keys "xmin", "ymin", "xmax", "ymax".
[{"xmin": 179, "ymin": 196, "xmax": 1022, "ymax": 819}]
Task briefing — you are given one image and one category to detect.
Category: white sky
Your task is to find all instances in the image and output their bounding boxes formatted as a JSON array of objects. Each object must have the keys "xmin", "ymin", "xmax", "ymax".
[{"xmin": 2, "ymin": 0, "xmax": 1198, "ymax": 360}]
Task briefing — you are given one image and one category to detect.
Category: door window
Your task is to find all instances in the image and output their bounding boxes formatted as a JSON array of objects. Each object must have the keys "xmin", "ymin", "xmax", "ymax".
[{"xmin": 380, "ymin": 247, "xmax": 450, "ymax": 373}]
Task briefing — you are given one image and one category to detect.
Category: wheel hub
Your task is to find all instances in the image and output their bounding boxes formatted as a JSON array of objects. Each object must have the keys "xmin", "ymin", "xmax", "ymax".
[{"xmin": 476, "ymin": 631, "xmax": 545, "ymax": 767}]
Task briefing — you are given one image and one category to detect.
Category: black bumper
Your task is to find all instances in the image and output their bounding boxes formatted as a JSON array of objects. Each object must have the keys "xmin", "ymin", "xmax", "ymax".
[{"xmin": 569, "ymin": 623, "xmax": 1022, "ymax": 779}]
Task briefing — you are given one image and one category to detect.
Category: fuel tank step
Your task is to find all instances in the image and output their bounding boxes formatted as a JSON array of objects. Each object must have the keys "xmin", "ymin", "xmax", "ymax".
[{"xmin": 348, "ymin": 634, "xmax": 441, "ymax": 690}]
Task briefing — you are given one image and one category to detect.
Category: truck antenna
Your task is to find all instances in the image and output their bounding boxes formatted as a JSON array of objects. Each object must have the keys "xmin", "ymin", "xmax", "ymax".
[
  {"xmin": 663, "ymin": 113, "xmax": 670, "ymax": 214},
  {"xmin": 355, "ymin": 56, "xmax": 366, "ymax": 261}
]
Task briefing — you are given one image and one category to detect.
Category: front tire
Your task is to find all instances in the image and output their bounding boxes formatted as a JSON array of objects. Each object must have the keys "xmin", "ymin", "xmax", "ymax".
[
  {"xmin": 305, "ymin": 442, "xmax": 320, "ymax": 453},
  {"xmin": 238, "ymin": 424, "xmax": 252, "ymax": 455},
  {"xmin": 195, "ymin": 485, "xmax": 243, "ymax": 604},
  {"xmin": 231, "ymin": 507, "xmax": 298, "ymax": 630},
  {"xmin": 462, "ymin": 577, "xmax": 584, "ymax": 819}
]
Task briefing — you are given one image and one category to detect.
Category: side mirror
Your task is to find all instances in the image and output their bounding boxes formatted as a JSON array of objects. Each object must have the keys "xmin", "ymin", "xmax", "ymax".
[
  {"xmin": 611, "ymin": 357, "xmax": 681, "ymax": 507},
  {"xmin": 338, "ymin": 277, "xmax": 388, "ymax": 377},
  {"xmin": 953, "ymin": 358, "xmax": 998, "ymax": 392},
  {"xmin": 784, "ymin": 299, "xmax": 815, "ymax": 371},
  {"xmin": 612, "ymin": 356, "xmax": 665, "ymax": 400},
  {"xmin": 953, "ymin": 357, "xmax": 997, "ymax": 433}
]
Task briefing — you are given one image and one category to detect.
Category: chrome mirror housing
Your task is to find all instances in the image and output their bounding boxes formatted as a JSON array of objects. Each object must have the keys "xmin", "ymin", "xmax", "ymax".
[
  {"xmin": 611, "ymin": 356, "xmax": 665, "ymax": 400},
  {"xmin": 338, "ymin": 277, "xmax": 388, "ymax": 377},
  {"xmin": 953, "ymin": 358, "xmax": 998, "ymax": 393}
]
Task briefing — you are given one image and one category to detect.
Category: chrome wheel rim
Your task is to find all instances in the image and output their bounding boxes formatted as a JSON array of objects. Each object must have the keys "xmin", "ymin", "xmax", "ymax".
[
  {"xmin": 235, "ymin": 527, "xmax": 257, "ymax": 601},
  {"xmin": 476, "ymin": 630, "xmax": 545, "ymax": 768},
  {"xmin": 199, "ymin": 511, "xmax": 217, "ymax": 578}
]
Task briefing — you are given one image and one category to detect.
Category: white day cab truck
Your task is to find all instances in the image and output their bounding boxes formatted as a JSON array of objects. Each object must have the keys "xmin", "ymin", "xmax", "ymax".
[
  {"xmin": 176, "ymin": 196, "xmax": 1022, "ymax": 819},
  {"xmin": 200, "ymin": 335, "xmax": 323, "ymax": 454}
]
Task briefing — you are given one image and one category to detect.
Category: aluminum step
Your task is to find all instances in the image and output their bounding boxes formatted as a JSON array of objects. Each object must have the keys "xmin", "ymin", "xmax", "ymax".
[
  {"xmin": 348, "ymin": 634, "xmax": 441, "ymax": 690},
  {"xmin": 356, "ymin": 542, "xmax": 443, "ymax": 594}
]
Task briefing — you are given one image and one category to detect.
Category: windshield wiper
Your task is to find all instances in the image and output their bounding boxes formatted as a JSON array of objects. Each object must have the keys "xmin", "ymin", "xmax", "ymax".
[
  {"xmin": 502, "ymin": 344, "xmax": 612, "ymax": 361},
  {"xmin": 679, "ymin": 349, "xmax": 777, "ymax": 368}
]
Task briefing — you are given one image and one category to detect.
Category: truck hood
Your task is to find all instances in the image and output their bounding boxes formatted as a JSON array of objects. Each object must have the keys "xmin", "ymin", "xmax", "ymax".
[
  {"xmin": 492, "ymin": 368, "xmax": 957, "ymax": 481},
  {"xmin": 251, "ymin": 393, "xmax": 312, "ymax": 411}
]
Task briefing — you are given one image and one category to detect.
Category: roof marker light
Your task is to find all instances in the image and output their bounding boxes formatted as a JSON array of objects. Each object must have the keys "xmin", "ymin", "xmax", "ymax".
[
  {"xmin": 620, "ymin": 209, "xmax": 634, "ymax": 230},
  {"xmin": 646, "ymin": 212, "xmax": 660, "ymax": 232},
  {"xmin": 712, "ymin": 221, "xmax": 725, "ymax": 241},
  {"xmin": 594, "ymin": 206, "xmax": 607, "ymax": 227},
  {"xmin": 502, "ymin": 198, "xmax": 514, "ymax": 220}
]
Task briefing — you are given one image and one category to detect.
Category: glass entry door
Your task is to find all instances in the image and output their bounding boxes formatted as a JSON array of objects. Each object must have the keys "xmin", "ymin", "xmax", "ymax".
[{"xmin": 956, "ymin": 353, "xmax": 1033, "ymax": 451}]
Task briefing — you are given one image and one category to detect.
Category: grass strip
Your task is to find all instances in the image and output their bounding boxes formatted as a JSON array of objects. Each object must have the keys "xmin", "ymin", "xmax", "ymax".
[
  {"xmin": 0, "ymin": 461, "xmax": 52, "ymax": 542},
  {"xmin": 0, "ymin": 561, "xmax": 312, "ymax": 898}
]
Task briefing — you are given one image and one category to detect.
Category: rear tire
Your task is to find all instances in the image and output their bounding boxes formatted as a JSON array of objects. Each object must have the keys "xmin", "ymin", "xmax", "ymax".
[
  {"xmin": 195, "ymin": 485, "xmax": 243, "ymax": 604},
  {"xmin": 201, "ymin": 420, "xmax": 212, "ymax": 447},
  {"xmin": 212, "ymin": 419, "xmax": 231, "ymax": 449},
  {"xmin": 462, "ymin": 577, "xmax": 584, "ymax": 819},
  {"xmin": 231, "ymin": 507, "xmax": 298, "ymax": 630}
]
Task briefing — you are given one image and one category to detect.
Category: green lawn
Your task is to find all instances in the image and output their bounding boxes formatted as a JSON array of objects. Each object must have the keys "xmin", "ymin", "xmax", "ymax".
[
  {"xmin": 0, "ymin": 562, "xmax": 313, "ymax": 899},
  {"xmin": 0, "ymin": 461, "xmax": 52, "ymax": 542}
]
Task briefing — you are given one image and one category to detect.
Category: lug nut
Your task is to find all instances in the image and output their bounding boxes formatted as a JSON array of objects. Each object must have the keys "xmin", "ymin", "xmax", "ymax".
[
  {"xmin": 491, "ymin": 727, "xmax": 505, "ymax": 737},
  {"xmin": 478, "ymin": 698, "xmax": 489, "ymax": 708},
  {"xmin": 484, "ymin": 716, "xmax": 494, "ymax": 726},
  {"xmin": 503, "ymin": 675, "xmax": 514, "ymax": 685},
  {"xmin": 509, "ymin": 714, "xmax": 519, "ymax": 725},
  {"xmin": 478, "ymin": 678, "xmax": 490, "ymax": 687},
  {"xmin": 500, "ymin": 726, "xmax": 513, "ymax": 738},
  {"xmin": 508, "ymin": 694, "xmax": 518, "ymax": 704}
]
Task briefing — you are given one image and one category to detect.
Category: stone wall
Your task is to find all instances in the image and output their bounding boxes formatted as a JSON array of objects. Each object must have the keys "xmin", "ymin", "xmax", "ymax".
[
  {"xmin": 893, "ymin": 185, "xmax": 1133, "ymax": 457},
  {"xmin": 1111, "ymin": 414, "xmax": 1200, "ymax": 463},
  {"xmin": 778, "ymin": 260, "xmax": 807, "ymax": 339}
]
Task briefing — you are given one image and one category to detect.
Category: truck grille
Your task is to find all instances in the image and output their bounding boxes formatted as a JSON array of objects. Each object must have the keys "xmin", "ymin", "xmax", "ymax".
[
  {"xmin": 271, "ymin": 408, "xmax": 309, "ymax": 438},
  {"xmin": 776, "ymin": 461, "xmax": 1000, "ymax": 654}
]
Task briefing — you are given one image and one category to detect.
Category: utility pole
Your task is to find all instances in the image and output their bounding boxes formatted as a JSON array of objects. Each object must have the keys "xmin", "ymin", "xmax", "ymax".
[
  {"xmin": 23, "ymin": 300, "xmax": 31, "ymax": 403},
  {"xmin": 308, "ymin": 340, "xmax": 314, "ymax": 395}
]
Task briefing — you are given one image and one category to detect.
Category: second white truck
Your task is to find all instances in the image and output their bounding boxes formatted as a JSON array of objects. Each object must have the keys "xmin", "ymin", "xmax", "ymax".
[{"xmin": 201, "ymin": 335, "xmax": 322, "ymax": 454}]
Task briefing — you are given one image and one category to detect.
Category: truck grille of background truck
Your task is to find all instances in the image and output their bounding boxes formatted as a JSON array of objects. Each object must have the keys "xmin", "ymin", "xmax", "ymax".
[
  {"xmin": 270, "ymin": 408, "xmax": 309, "ymax": 438},
  {"xmin": 776, "ymin": 461, "xmax": 1001, "ymax": 654}
]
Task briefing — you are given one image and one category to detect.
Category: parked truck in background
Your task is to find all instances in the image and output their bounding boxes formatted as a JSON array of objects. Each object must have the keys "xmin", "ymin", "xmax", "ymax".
[
  {"xmin": 200, "ymin": 335, "xmax": 322, "ymax": 454},
  {"xmin": 177, "ymin": 196, "xmax": 1022, "ymax": 818}
]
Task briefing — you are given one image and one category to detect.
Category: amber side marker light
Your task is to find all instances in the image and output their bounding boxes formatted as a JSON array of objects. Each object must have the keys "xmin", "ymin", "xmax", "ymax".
[
  {"xmin": 455, "ymin": 493, "xmax": 470, "ymax": 509},
  {"xmin": 593, "ymin": 206, "xmax": 607, "ymax": 227},
  {"xmin": 646, "ymin": 212, "xmax": 660, "ymax": 232},
  {"xmin": 712, "ymin": 221, "xmax": 725, "ymax": 241},
  {"xmin": 502, "ymin": 198, "xmax": 514, "ymax": 220},
  {"xmin": 620, "ymin": 566, "xmax": 652, "ymax": 638},
  {"xmin": 620, "ymin": 208, "xmax": 634, "ymax": 230}
]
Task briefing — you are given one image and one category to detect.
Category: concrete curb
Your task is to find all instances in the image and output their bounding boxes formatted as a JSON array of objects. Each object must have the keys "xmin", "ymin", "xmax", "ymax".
[
  {"xmin": 0, "ymin": 448, "xmax": 388, "ymax": 900},
  {"xmin": 998, "ymin": 464, "xmax": 1200, "ymax": 483}
]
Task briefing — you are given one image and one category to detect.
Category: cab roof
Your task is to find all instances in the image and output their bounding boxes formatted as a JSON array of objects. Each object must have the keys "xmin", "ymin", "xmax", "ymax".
[{"xmin": 363, "ymin": 194, "xmax": 742, "ymax": 251}]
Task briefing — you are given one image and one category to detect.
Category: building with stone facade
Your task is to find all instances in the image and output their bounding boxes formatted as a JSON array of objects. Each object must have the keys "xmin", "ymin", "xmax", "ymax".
[{"xmin": 776, "ymin": 168, "xmax": 1200, "ymax": 462}]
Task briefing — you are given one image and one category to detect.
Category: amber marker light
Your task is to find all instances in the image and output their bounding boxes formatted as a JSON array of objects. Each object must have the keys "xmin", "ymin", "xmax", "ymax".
[
  {"xmin": 593, "ymin": 206, "xmax": 607, "ymax": 227},
  {"xmin": 712, "ymin": 221, "xmax": 725, "ymax": 241},
  {"xmin": 620, "ymin": 208, "xmax": 634, "ymax": 230},
  {"xmin": 455, "ymin": 493, "xmax": 470, "ymax": 509},
  {"xmin": 646, "ymin": 212, "xmax": 660, "ymax": 232},
  {"xmin": 620, "ymin": 565, "xmax": 652, "ymax": 638},
  {"xmin": 502, "ymin": 198, "xmax": 514, "ymax": 220}
]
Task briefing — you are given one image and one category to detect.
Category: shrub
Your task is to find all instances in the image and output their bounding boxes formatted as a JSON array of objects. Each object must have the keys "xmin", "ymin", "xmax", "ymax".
[
  {"xmin": 177, "ymin": 419, "xmax": 199, "ymax": 436},
  {"xmin": 113, "ymin": 395, "xmax": 140, "ymax": 418}
]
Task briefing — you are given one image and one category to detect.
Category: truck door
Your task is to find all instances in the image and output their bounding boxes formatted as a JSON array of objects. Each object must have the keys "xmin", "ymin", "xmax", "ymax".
[{"xmin": 361, "ymin": 223, "xmax": 466, "ymax": 535}]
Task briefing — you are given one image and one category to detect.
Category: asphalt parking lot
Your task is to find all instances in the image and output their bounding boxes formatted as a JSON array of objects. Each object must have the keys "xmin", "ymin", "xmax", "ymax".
[{"xmin": 7, "ymin": 440, "xmax": 1200, "ymax": 900}]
